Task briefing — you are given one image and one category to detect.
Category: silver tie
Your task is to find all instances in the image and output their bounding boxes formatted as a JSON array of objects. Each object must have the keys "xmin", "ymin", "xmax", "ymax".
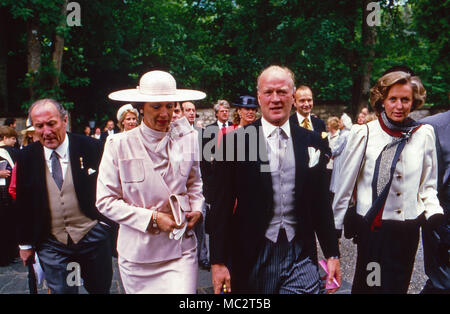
[{"xmin": 50, "ymin": 151, "xmax": 63, "ymax": 190}]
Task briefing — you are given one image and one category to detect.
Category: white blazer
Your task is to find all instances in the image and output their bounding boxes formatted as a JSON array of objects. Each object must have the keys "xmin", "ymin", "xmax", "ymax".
[{"xmin": 332, "ymin": 119, "xmax": 443, "ymax": 230}]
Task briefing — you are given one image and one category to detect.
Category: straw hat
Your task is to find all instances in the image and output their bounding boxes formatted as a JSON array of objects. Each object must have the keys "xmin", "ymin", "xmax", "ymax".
[
  {"xmin": 108, "ymin": 70, "xmax": 206, "ymax": 102},
  {"xmin": 21, "ymin": 125, "xmax": 35, "ymax": 135}
]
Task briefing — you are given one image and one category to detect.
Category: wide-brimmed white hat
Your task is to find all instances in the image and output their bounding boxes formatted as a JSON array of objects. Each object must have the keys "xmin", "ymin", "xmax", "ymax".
[
  {"xmin": 116, "ymin": 104, "xmax": 139, "ymax": 122},
  {"xmin": 108, "ymin": 70, "xmax": 206, "ymax": 102},
  {"xmin": 21, "ymin": 125, "xmax": 35, "ymax": 135}
]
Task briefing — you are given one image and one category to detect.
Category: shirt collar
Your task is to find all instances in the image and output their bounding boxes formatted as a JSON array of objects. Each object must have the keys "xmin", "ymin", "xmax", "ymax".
[
  {"xmin": 44, "ymin": 133, "xmax": 69, "ymax": 161},
  {"xmin": 296, "ymin": 112, "xmax": 311, "ymax": 124},
  {"xmin": 217, "ymin": 121, "xmax": 227, "ymax": 127},
  {"xmin": 261, "ymin": 116, "xmax": 291, "ymax": 139}
]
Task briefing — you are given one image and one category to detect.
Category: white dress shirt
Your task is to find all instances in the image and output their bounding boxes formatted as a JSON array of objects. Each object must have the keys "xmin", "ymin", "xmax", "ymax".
[
  {"xmin": 296, "ymin": 112, "xmax": 314, "ymax": 130},
  {"xmin": 217, "ymin": 121, "xmax": 229, "ymax": 129},
  {"xmin": 332, "ymin": 119, "xmax": 443, "ymax": 229},
  {"xmin": 43, "ymin": 135, "xmax": 69, "ymax": 181}
]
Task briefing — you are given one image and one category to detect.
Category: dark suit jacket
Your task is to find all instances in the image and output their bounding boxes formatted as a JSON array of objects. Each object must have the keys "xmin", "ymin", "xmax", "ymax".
[
  {"xmin": 15, "ymin": 133, "xmax": 107, "ymax": 247},
  {"xmin": 99, "ymin": 128, "xmax": 120, "ymax": 143},
  {"xmin": 420, "ymin": 111, "xmax": 450, "ymax": 240},
  {"xmin": 206, "ymin": 117, "xmax": 339, "ymax": 292},
  {"xmin": 290, "ymin": 113, "xmax": 331, "ymax": 160},
  {"xmin": 312, "ymin": 115, "xmax": 327, "ymax": 134},
  {"xmin": 201, "ymin": 121, "xmax": 231, "ymax": 204}
]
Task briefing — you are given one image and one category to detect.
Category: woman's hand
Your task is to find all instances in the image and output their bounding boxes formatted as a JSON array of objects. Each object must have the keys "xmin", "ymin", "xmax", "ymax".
[
  {"xmin": 185, "ymin": 211, "xmax": 203, "ymax": 231},
  {"xmin": 0, "ymin": 169, "xmax": 11, "ymax": 178},
  {"xmin": 147, "ymin": 211, "xmax": 184, "ymax": 234}
]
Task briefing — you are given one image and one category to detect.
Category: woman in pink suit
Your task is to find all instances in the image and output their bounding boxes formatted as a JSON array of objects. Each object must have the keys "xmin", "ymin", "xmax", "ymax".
[{"xmin": 96, "ymin": 70, "xmax": 207, "ymax": 293}]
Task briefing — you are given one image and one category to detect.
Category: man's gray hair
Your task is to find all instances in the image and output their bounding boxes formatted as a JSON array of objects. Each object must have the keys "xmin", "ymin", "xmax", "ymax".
[
  {"xmin": 213, "ymin": 100, "xmax": 230, "ymax": 113},
  {"xmin": 28, "ymin": 99, "xmax": 67, "ymax": 123},
  {"xmin": 257, "ymin": 65, "xmax": 296, "ymax": 93}
]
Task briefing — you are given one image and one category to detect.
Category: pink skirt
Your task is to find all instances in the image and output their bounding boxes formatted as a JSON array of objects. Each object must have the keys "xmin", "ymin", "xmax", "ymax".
[{"xmin": 118, "ymin": 236, "xmax": 198, "ymax": 294}]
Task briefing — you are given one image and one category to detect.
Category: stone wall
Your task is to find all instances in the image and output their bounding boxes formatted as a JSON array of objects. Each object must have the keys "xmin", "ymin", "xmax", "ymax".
[
  {"xmin": 0, "ymin": 105, "xmax": 446, "ymax": 145},
  {"xmin": 196, "ymin": 104, "xmax": 447, "ymax": 126},
  {"xmin": 195, "ymin": 104, "xmax": 348, "ymax": 126},
  {"xmin": 0, "ymin": 114, "xmax": 72, "ymax": 145}
]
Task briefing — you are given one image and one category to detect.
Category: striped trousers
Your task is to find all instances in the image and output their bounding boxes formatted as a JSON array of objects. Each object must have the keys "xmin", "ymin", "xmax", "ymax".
[{"xmin": 247, "ymin": 229, "xmax": 321, "ymax": 294}]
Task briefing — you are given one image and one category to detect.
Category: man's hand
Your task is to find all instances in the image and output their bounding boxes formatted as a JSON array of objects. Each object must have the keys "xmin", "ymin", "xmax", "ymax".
[
  {"xmin": 211, "ymin": 264, "xmax": 231, "ymax": 294},
  {"xmin": 185, "ymin": 211, "xmax": 202, "ymax": 231},
  {"xmin": 19, "ymin": 249, "xmax": 35, "ymax": 266},
  {"xmin": 325, "ymin": 257, "xmax": 341, "ymax": 294}
]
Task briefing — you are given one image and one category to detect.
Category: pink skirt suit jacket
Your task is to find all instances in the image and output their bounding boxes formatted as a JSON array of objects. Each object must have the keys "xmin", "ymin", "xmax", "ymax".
[{"xmin": 96, "ymin": 118, "xmax": 204, "ymax": 293}]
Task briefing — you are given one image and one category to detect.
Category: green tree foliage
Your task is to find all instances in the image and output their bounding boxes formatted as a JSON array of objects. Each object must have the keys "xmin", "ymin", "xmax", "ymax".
[{"xmin": 1, "ymin": 0, "xmax": 448, "ymax": 130}]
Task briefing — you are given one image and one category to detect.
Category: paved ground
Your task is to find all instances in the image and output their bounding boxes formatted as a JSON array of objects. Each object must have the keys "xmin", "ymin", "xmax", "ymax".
[{"xmin": 0, "ymin": 233, "xmax": 427, "ymax": 294}]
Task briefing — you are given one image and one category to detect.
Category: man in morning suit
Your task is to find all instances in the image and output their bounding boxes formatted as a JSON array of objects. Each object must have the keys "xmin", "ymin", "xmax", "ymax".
[
  {"xmin": 202, "ymin": 100, "xmax": 232, "ymax": 229},
  {"xmin": 420, "ymin": 110, "xmax": 450, "ymax": 293},
  {"xmin": 99, "ymin": 119, "xmax": 119, "ymax": 143},
  {"xmin": 16, "ymin": 99, "xmax": 113, "ymax": 294},
  {"xmin": 292, "ymin": 85, "xmax": 325, "ymax": 132},
  {"xmin": 292, "ymin": 85, "xmax": 331, "ymax": 159},
  {"xmin": 182, "ymin": 101, "xmax": 211, "ymax": 271},
  {"xmin": 208, "ymin": 66, "xmax": 340, "ymax": 294}
]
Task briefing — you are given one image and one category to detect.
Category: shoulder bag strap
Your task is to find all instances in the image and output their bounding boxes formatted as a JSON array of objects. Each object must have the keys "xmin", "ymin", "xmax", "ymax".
[{"xmin": 349, "ymin": 124, "xmax": 369, "ymax": 205}]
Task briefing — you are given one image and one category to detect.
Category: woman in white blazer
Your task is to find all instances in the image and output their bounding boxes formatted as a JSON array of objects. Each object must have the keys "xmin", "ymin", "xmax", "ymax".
[
  {"xmin": 96, "ymin": 70, "xmax": 206, "ymax": 293},
  {"xmin": 333, "ymin": 70, "xmax": 444, "ymax": 293}
]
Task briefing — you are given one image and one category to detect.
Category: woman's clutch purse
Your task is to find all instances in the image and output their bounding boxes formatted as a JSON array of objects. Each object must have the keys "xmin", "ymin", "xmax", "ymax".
[{"xmin": 168, "ymin": 194, "xmax": 191, "ymax": 240}]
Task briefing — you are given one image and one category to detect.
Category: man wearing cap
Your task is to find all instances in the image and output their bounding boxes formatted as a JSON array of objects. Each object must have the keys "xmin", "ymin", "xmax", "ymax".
[
  {"xmin": 16, "ymin": 98, "xmax": 113, "ymax": 294},
  {"xmin": 208, "ymin": 65, "xmax": 340, "ymax": 294}
]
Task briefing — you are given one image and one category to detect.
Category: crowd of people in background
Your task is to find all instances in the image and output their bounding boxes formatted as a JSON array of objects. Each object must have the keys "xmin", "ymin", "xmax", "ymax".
[{"xmin": 0, "ymin": 65, "xmax": 448, "ymax": 295}]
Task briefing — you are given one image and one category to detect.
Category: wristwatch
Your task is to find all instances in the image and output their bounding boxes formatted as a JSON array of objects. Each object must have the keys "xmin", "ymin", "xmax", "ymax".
[{"xmin": 152, "ymin": 211, "xmax": 160, "ymax": 234}]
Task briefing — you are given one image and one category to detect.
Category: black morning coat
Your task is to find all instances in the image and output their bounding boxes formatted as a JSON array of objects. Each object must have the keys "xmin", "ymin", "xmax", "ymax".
[
  {"xmin": 206, "ymin": 115, "xmax": 339, "ymax": 293},
  {"xmin": 15, "ymin": 133, "xmax": 109, "ymax": 247}
]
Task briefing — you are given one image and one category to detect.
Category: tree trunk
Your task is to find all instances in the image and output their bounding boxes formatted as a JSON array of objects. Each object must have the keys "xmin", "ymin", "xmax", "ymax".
[
  {"xmin": 27, "ymin": 15, "xmax": 41, "ymax": 100},
  {"xmin": 358, "ymin": 0, "xmax": 377, "ymax": 115},
  {"xmin": 344, "ymin": 1, "xmax": 360, "ymax": 119},
  {"xmin": 52, "ymin": 0, "xmax": 68, "ymax": 89},
  {"xmin": 0, "ymin": 8, "xmax": 8, "ymax": 113}
]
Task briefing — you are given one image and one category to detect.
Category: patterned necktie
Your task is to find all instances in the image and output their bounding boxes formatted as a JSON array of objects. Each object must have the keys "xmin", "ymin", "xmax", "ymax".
[
  {"xmin": 301, "ymin": 118, "xmax": 313, "ymax": 130},
  {"xmin": 50, "ymin": 151, "xmax": 63, "ymax": 190}
]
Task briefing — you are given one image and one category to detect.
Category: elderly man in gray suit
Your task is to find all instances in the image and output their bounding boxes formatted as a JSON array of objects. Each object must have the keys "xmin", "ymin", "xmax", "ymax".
[{"xmin": 420, "ymin": 110, "xmax": 450, "ymax": 293}]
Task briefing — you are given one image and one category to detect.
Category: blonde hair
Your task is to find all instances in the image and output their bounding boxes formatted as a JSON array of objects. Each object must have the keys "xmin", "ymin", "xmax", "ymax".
[
  {"xmin": 370, "ymin": 71, "xmax": 426, "ymax": 114},
  {"xmin": 326, "ymin": 116, "xmax": 340, "ymax": 131},
  {"xmin": 364, "ymin": 112, "xmax": 378, "ymax": 123},
  {"xmin": 118, "ymin": 107, "xmax": 139, "ymax": 131}
]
